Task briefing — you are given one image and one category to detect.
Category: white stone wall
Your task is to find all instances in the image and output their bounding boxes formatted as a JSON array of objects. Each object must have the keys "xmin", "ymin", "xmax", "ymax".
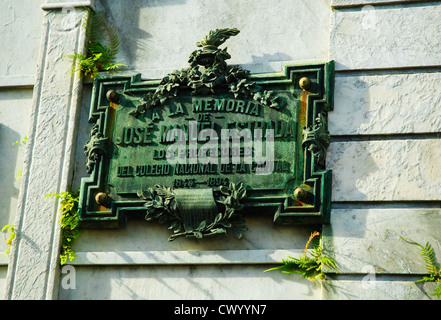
[
  {"xmin": 0, "ymin": 88, "xmax": 33, "ymax": 297},
  {"xmin": 99, "ymin": 0, "xmax": 330, "ymax": 79},
  {"xmin": 0, "ymin": 0, "xmax": 45, "ymax": 298},
  {"xmin": 3, "ymin": 1, "xmax": 89, "ymax": 299},
  {"xmin": 1, "ymin": 0, "xmax": 440, "ymax": 300},
  {"xmin": 324, "ymin": 0, "xmax": 441, "ymax": 299},
  {"xmin": 0, "ymin": 0, "xmax": 43, "ymax": 87},
  {"xmin": 59, "ymin": 0, "xmax": 332, "ymax": 300}
]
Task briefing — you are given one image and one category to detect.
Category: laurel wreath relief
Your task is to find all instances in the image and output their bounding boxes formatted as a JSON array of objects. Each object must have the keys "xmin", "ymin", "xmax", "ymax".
[{"xmin": 137, "ymin": 182, "xmax": 248, "ymax": 241}]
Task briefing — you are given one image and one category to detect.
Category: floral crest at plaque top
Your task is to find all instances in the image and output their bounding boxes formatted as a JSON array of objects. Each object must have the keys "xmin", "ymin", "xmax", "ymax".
[
  {"xmin": 78, "ymin": 26, "xmax": 334, "ymax": 236},
  {"xmin": 128, "ymin": 28, "xmax": 280, "ymax": 118}
]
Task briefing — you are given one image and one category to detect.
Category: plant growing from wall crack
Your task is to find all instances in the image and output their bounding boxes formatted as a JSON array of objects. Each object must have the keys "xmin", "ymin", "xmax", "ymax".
[
  {"xmin": 65, "ymin": 8, "xmax": 127, "ymax": 79},
  {"xmin": 1, "ymin": 224, "xmax": 15, "ymax": 255},
  {"xmin": 265, "ymin": 231, "xmax": 336, "ymax": 282},
  {"xmin": 2, "ymin": 136, "xmax": 27, "ymax": 254},
  {"xmin": 46, "ymin": 189, "xmax": 81, "ymax": 265},
  {"xmin": 401, "ymin": 237, "xmax": 441, "ymax": 300},
  {"xmin": 128, "ymin": 28, "xmax": 281, "ymax": 118},
  {"xmin": 12, "ymin": 135, "xmax": 27, "ymax": 180}
]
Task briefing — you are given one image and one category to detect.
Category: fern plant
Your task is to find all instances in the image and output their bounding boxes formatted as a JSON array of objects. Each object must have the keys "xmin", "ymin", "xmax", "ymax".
[
  {"xmin": 46, "ymin": 189, "xmax": 81, "ymax": 265},
  {"xmin": 265, "ymin": 231, "xmax": 336, "ymax": 282},
  {"xmin": 66, "ymin": 8, "xmax": 126, "ymax": 78},
  {"xmin": 401, "ymin": 237, "xmax": 441, "ymax": 299}
]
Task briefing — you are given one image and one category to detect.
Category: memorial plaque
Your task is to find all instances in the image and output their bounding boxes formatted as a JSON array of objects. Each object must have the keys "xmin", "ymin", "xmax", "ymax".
[{"xmin": 79, "ymin": 28, "xmax": 334, "ymax": 240}]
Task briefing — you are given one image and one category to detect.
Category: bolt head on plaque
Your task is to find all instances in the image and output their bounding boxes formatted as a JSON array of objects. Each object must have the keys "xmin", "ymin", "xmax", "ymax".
[
  {"xmin": 106, "ymin": 90, "xmax": 120, "ymax": 103},
  {"xmin": 299, "ymin": 77, "xmax": 311, "ymax": 91},
  {"xmin": 95, "ymin": 192, "xmax": 109, "ymax": 205},
  {"xmin": 293, "ymin": 187, "xmax": 307, "ymax": 201}
]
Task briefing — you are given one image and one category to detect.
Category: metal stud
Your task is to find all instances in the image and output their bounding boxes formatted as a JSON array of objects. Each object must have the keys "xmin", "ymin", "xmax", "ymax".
[
  {"xmin": 299, "ymin": 77, "xmax": 311, "ymax": 91},
  {"xmin": 106, "ymin": 90, "xmax": 120, "ymax": 103},
  {"xmin": 293, "ymin": 187, "xmax": 307, "ymax": 201},
  {"xmin": 95, "ymin": 192, "xmax": 108, "ymax": 205}
]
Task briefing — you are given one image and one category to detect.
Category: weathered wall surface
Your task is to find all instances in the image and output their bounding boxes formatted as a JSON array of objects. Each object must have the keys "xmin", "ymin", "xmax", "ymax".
[
  {"xmin": 0, "ymin": 0, "xmax": 43, "ymax": 86},
  {"xmin": 0, "ymin": 0, "xmax": 44, "ymax": 298},
  {"xmin": 58, "ymin": 0, "xmax": 332, "ymax": 300},
  {"xmin": 99, "ymin": 0, "xmax": 330, "ymax": 79},
  {"xmin": 1, "ymin": 0, "xmax": 440, "ymax": 300},
  {"xmin": 323, "ymin": 0, "xmax": 441, "ymax": 299},
  {"xmin": 0, "ymin": 88, "xmax": 33, "ymax": 296}
]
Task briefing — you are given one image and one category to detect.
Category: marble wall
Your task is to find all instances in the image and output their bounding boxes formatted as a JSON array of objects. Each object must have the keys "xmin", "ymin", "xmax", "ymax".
[
  {"xmin": 0, "ymin": 0, "xmax": 44, "ymax": 298},
  {"xmin": 323, "ymin": 0, "xmax": 441, "ymax": 299},
  {"xmin": 1, "ymin": 0, "xmax": 440, "ymax": 300},
  {"xmin": 97, "ymin": 0, "xmax": 330, "ymax": 78},
  {"xmin": 59, "ymin": 0, "xmax": 332, "ymax": 300}
]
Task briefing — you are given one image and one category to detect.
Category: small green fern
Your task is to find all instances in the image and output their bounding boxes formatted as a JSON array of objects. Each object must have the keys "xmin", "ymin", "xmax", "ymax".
[
  {"xmin": 401, "ymin": 237, "xmax": 441, "ymax": 300},
  {"xmin": 265, "ymin": 231, "xmax": 337, "ymax": 282},
  {"xmin": 66, "ymin": 8, "xmax": 127, "ymax": 78},
  {"xmin": 46, "ymin": 189, "xmax": 81, "ymax": 265}
]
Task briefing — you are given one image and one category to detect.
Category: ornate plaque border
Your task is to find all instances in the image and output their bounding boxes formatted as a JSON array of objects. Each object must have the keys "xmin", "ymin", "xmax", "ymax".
[{"xmin": 78, "ymin": 60, "xmax": 334, "ymax": 229}]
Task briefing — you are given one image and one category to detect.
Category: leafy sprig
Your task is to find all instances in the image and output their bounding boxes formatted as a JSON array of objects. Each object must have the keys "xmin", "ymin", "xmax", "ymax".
[
  {"xmin": 401, "ymin": 237, "xmax": 441, "ymax": 300},
  {"xmin": 137, "ymin": 182, "xmax": 248, "ymax": 241},
  {"xmin": 265, "ymin": 231, "xmax": 337, "ymax": 282},
  {"xmin": 195, "ymin": 28, "xmax": 240, "ymax": 48},
  {"xmin": 46, "ymin": 189, "xmax": 81, "ymax": 265},
  {"xmin": 1, "ymin": 224, "xmax": 16, "ymax": 255},
  {"xmin": 138, "ymin": 185, "xmax": 182, "ymax": 235},
  {"xmin": 65, "ymin": 8, "xmax": 126, "ymax": 78}
]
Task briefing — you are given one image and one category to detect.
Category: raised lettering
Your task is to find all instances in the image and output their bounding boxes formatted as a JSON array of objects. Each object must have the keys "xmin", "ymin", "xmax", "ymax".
[
  {"xmin": 134, "ymin": 127, "xmax": 143, "ymax": 144},
  {"xmin": 214, "ymin": 99, "xmax": 225, "ymax": 111},
  {"xmin": 124, "ymin": 127, "xmax": 134, "ymax": 145},
  {"xmin": 249, "ymin": 103, "xmax": 259, "ymax": 116},
  {"xmin": 151, "ymin": 108, "xmax": 160, "ymax": 121},
  {"xmin": 192, "ymin": 99, "xmax": 203, "ymax": 112},
  {"xmin": 204, "ymin": 99, "xmax": 212, "ymax": 111},
  {"xmin": 226, "ymin": 99, "xmax": 235, "ymax": 111},
  {"xmin": 144, "ymin": 123, "xmax": 154, "ymax": 144},
  {"xmin": 235, "ymin": 100, "xmax": 245, "ymax": 113}
]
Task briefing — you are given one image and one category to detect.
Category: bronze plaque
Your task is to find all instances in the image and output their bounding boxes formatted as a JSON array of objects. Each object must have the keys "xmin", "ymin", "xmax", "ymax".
[{"xmin": 79, "ymin": 28, "xmax": 334, "ymax": 240}]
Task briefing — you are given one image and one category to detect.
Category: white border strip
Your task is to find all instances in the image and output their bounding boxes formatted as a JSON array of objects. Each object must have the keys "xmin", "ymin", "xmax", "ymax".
[
  {"xmin": 0, "ymin": 75, "xmax": 35, "ymax": 88},
  {"xmin": 331, "ymin": 0, "xmax": 433, "ymax": 8},
  {"xmin": 70, "ymin": 249, "xmax": 302, "ymax": 266},
  {"xmin": 41, "ymin": 1, "xmax": 94, "ymax": 10}
]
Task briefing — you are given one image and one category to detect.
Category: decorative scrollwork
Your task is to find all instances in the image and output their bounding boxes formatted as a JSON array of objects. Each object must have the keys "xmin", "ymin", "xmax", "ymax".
[
  {"xmin": 302, "ymin": 112, "xmax": 330, "ymax": 167},
  {"xmin": 128, "ymin": 28, "xmax": 281, "ymax": 118},
  {"xmin": 137, "ymin": 182, "xmax": 248, "ymax": 241},
  {"xmin": 84, "ymin": 123, "xmax": 108, "ymax": 174}
]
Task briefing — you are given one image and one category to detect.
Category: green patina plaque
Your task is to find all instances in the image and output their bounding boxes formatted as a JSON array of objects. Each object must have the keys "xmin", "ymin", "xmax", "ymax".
[{"xmin": 79, "ymin": 28, "xmax": 334, "ymax": 240}]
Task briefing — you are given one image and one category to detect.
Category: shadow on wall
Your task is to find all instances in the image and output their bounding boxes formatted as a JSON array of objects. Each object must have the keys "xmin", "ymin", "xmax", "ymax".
[
  {"xmin": 328, "ymin": 75, "xmax": 380, "ymax": 204},
  {"xmin": 95, "ymin": 0, "xmax": 296, "ymax": 77},
  {"xmin": 58, "ymin": 264, "xmax": 320, "ymax": 299},
  {"xmin": 0, "ymin": 124, "xmax": 20, "ymax": 227},
  {"xmin": 71, "ymin": 83, "xmax": 93, "ymax": 189},
  {"xmin": 240, "ymin": 53, "xmax": 293, "ymax": 73},
  {"xmin": 326, "ymin": 76, "xmax": 379, "ymax": 241},
  {"xmin": 95, "ymin": 0, "xmax": 187, "ymax": 71}
]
